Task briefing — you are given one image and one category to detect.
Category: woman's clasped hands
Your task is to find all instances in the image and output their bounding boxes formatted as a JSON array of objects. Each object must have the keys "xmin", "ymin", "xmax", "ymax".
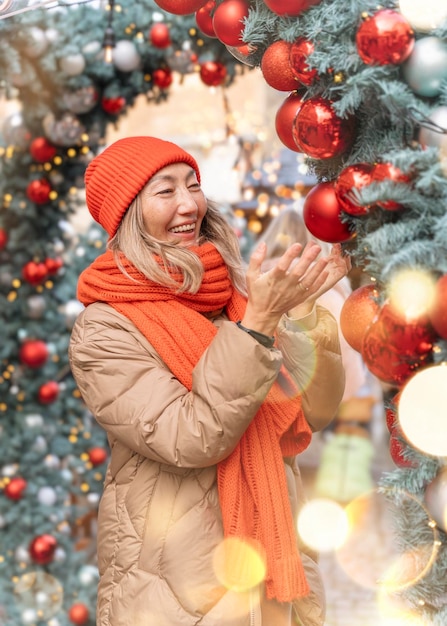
[{"xmin": 242, "ymin": 240, "xmax": 352, "ymax": 336}]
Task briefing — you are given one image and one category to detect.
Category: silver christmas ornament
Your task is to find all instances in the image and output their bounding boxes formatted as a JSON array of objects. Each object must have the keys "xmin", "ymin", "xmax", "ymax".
[
  {"xmin": 113, "ymin": 40, "xmax": 141, "ymax": 72},
  {"xmin": 59, "ymin": 53, "xmax": 86, "ymax": 76},
  {"xmin": 402, "ymin": 37, "xmax": 447, "ymax": 97},
  {"xmin": 419, "ymin": 106, "xmax": 447, "ymax": 149}
]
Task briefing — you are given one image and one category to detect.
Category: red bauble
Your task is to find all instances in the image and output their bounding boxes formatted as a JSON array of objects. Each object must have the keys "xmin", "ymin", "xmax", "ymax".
[
  {"xmin": 68, "ymin": 603, "xmax": 90, "ymax": 625},
  {"xmin": 22, "ymin": 261, "xmax": 48, "ymax": 286},
  {"xmin": 199, "ymin": 60, "xmax": 227, "ymax": 86},
  {"xmin": 30, "ymin": 137, "xmax": 57, "ymax": 163},
  {"xmin": 293, "ymin": 97, "xmax": 356, "ymax": 159},
  {"xmin": 340, "ymin": 283, "xmax": 380, "ymax": 352},
  {"xmin": 0, "ymin": 228, "xmax": 8, "ymax": 250},
  {"xmin": 335, "ymin": 163, "xmax": 374, "ymax": 215},
  {"xmin": 389, "ymin": 433, "xmax": 417, "ymax": 468},
  {"xmin": 275, "ymin": 91, "xmax": 306, "ymax": 151},
  {"xmin": 261, "ymin": 40, "xmax": 299, "ymax": 91},
  {"xmin": 153, "ymin": 0, "xmax": 207, "ymax": 14},
  {"xmin": 88, "ymin": 447, "xmax": 108, "ymax": 466},
  {"xmin": 356, "ymin": 9, "xmax": 415, "ymax": 66},
  {"xmin": 5, "ymin": 477, "xmax": 27, "ymax": 500},
  {"xmin": 263, "ymin": 0, "xmax": 321, "ymax": 16},
  {"xmin": 101, "ymin": 96, "xmax": 126, "ymax": 115},
  {"xmin": 45, "ymin": 257, "xmax": 63, "ymax": 275},
  {"xmin": 149, "ymin": 23, "xmax": 171, "ymax": 48},
  {"xmin": 361, "ymin": 303, "xmax": 436, "ymax": 386},
  {"xmin": 26, "ymin": 179, "xmax": 52, "ymax": 204},
  {"xmin": 289, "ymin": 38, "xmax": 318, "ymax": 86},
  {"xmin": 303, "ymin": 181, "xmax": 355, "ymax": 243},
  {"xmin": 429, "ymin": 274, "xmax": 447, "ymax": 339},
  {"xmin": 371, "ymin": 162, "xmax": 410, "ymax": 211},
  {"xmin": 196, "ymin": 1, "xmax": 217, "ymax": 38},
  {"xmin": 29, "ymin": 534, "xmax": 57, "ymax": 565},
  {"xmin": 153, "ymin": 67, "xmax": 173, "ymax": 89},
  {"xmin": 38, "ymin": 381, "xmax": 60, "ymax": 404},
  {"xmin": 212, "ymin": 0, "xmax": 250, "ymax": 47},
  {"xmin": 19, "ymin": 339, "xmax": 49, "ymax": 368}
]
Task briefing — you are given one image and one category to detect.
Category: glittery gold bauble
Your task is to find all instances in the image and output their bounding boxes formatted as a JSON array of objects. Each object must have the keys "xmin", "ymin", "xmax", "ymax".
[{"xmin": 340, "ymin": 284, "xmax": 380, "ymax": 352}]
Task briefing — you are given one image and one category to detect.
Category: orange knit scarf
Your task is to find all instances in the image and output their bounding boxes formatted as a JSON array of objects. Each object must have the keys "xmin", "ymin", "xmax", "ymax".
[{"xmin": 77, "ymin": 242, "xmax": 312, "ymax": 601}]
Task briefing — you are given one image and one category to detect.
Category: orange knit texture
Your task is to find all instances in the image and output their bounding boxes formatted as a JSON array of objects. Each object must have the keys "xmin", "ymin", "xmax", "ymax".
[{"xmin": 77, "ymin": 242, "xmax": 312, "ymax": 601}]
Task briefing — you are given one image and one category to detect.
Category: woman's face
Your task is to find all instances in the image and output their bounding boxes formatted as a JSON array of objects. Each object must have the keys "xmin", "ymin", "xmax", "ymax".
[{"xmin": 140, "ymin": 162, "xmax": 207, "ymax": 246}]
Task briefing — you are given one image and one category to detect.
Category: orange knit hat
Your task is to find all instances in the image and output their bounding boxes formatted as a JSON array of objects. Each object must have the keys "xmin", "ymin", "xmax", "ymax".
[{"xmin": 84, "ymin": 136, "xmax": 201, "ymax": 237}]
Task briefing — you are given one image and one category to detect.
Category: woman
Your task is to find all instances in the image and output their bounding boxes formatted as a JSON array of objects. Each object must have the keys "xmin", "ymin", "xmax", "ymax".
[{"xmin": 69, "ymin": 136, "xmax": 349, "ymax": 626}]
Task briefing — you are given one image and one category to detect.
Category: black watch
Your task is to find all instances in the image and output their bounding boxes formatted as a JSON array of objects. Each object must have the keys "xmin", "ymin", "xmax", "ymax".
[{"xmin": 236, "ymin": 321, "xmax": 275, "ymax": 349}]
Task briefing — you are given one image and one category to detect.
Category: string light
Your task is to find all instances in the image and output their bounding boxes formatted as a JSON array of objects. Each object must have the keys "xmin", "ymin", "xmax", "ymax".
[{"xmin": 102, "ymin": 0, "xmax": 116, "ymax": 64}]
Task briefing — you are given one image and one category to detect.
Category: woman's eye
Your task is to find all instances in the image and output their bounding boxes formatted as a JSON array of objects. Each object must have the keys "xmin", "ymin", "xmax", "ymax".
[{"xmin": 188, "ymin": 183, "xmax": 201, "ymax": 191}]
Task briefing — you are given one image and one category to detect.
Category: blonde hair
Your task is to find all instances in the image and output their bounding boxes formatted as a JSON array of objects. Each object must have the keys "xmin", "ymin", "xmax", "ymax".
[{"xmin": 108, "ymin": 197, "xmax": 247, "ymax": 295}]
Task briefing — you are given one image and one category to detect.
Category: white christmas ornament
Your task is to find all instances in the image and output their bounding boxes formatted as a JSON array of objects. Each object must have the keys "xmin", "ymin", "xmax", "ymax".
[
  {"xmin": 59, "ymin": 53, "xmax": 86, "ymax": 76},
  {"xmin": 399, "ymin": 0, "xmax": 447, "ymax": 32},
  {"xmin": 37, "ymin": 486, "xmax": 57, "ymax": 506},
  {"xmin": 24, "ymin": 27, "xmax": 48, "ymax": 58},
  {"xmin": 113, "ymin": 40, "xmax": 141, "ymax": 72}
]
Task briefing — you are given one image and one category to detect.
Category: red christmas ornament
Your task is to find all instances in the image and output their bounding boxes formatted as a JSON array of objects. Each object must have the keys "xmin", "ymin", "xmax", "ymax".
[
  {"xmin": 153, "ymin": 67, "xmax": 173, "ymax": 89},
  {"xmin": 26, "ymin": 179, "xmax": 52, "ymax": 204},
  {"xmin": 335, "ymin": 163, "xmax": 374, "ymax": 215},
  {"xmin": 196, "ymin": 1, "xmax": 217, "ymax": 38},
  {"xmin": 68, "ymin": 603, "xmax": 90, "ymax": 625},
  {"xmin": 101, "ymin": 96, "xmax": 126, "ymax": 115},
  {"xmin": 37, "ymin": 381, "xmax": 60, "ymax": 404},
  {"xmin": 212, "ymin": 0, "xmax": 250, "ymax": 47},
  {"xmin": 293, "ymin": 96, "xmax": 356, "ymax": 159},
  {"xmin": 0, "ymin": 228, "xmax": 8, "ymax": 250},
  {"xmin": 5, "ymin": 477, "xmax": 27, "ymax": 500},
  {"xmin": 153, "ymin": 0, "xmax": 207, "ymax": 14},
  {"xmin": 428, "ymin": 274, "xmax": 447, "ymax": 339},
  {"xmin": 389, "ymin": 433, "xmax": 417, "ymax": 468},
  {"xmin": 356, "ymin": 9, "xmax": 415, "ymax": 66},
  {"xmin": 340, "ymin": 283, "xmax": 380, "ymax": 352},
  {"xmin": 29, "ymin": 534, "xmax": 57, "ymax": 565},
  {"xmin": 371, "ymin": 162, "xmax": 410, "ymax": 211},
  {"xmin": 45, "ymin": 257, "xmax": 63, "ymax": 275},
  {"xmin": 385, "ymin": 407, "xmax": 397, "ymax": 434},
  {"xmin": 199, "ymin": 60, "xmax": 227, "ymax": 86},
  {"xmin": 261, "ymin": 40, "xmax": 299, "ymax": 91},
  {"xmin": 22, "ymin": 261, "xmax": 48, "ymax": 286},
  {"xmin": 361, "ymin": 303, "xmax": 436, "ymax": 386},
  {"xmin": 275, "ymin": 91, "xmax": 306, "ymax": 151},
  {"xmin": 289, "ymin": 38, "xmax": 318, "ymax": 86},
  {"xmin": 149, "ymin": 23, "xmax": 171, "ymax": 48},
  {"xmin": 303, "ymin": 181, "xmax": 355, "ymax": 243},
  {"xmin": 385, "ymin": 391, "xmax": 401, "ymax": 433},
  {"xmin": 88, "ymin": 447, "xmax": 108, "ymax": 466},
  {"xmin": 19, "ymin": 339, "xmax": 49, "ymax": 368},
  {"xmin": 263, "ymin": 0, "xmax": 321, "ymax": 16},
  {"xmin": 30, "ymin": 137, "xmax": 57, "ymax": 163}
]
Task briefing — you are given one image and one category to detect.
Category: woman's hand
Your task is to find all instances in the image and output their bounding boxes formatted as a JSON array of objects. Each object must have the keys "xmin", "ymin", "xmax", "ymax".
[
  {"xmin": 287, "ymin": 243, "xmax": 352, "ymax": 319},
  {"xmin": 242, "ymin": 241, "xmax": 351, "ymax": 335}
]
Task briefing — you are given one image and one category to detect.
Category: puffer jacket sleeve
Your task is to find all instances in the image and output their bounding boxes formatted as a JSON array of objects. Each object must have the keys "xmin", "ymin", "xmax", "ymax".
[
  {"xmin": 276, "ymin": 304, "xmax": 345, "ymax": 432},
  {"xmin": 69, "ymin": 303, "xmax": 282, "ymax": 468}
]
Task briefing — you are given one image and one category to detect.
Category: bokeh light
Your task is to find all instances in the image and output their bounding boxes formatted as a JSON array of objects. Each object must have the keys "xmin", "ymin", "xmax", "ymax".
[
  {"xmin": 297, "ymin": 498, "xmax": 349, "ymax": 552},
  {"xmin": 212, "ymin": 537, "xmax": 266, "ymax": 593},
  {"xmin": 387, "ymin": 268, "xmax": 436, "ymax": 320},
  {"xmin": 336, "ymin": 490, "xmax": 438, "ymax": 592},
  {"xmin": 14, "ymin": 572, "xmax": 63, "ymax": 620},
  {"xmin": 398, "ymin": 364, "xmax": 447, "ymax": 456},
  {"xmin": 399, "ymin": 0, "xmax": 447, "ymax": 32}
]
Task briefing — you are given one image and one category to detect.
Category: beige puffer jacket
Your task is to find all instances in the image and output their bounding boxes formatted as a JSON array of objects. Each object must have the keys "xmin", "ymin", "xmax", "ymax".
[{"xmin": 69, "ymin": 302, "xmax": 345, "ymax": 626}]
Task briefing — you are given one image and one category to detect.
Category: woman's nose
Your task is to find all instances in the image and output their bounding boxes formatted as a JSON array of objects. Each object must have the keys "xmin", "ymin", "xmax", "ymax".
[{"xmin": 176, "ymin": 188, "xmax": 198, "ymax": 212}]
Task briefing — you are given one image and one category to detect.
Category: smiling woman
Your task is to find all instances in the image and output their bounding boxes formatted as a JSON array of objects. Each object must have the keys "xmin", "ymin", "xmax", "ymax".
[{"xmin": 68, "ymin": 134, "xmax": 351, "ymax": 626}]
